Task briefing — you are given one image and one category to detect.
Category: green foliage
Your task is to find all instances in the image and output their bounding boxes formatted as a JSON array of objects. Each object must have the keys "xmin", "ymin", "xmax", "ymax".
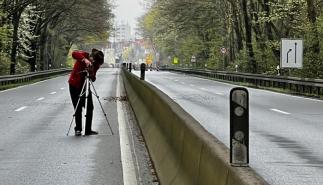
[
  {"xmin": 139, "ymin": 0, "xmax": 323, "ymax": 79},
  {"xmin": 66, "ymin": 45, "xmax": 78, "ymax": 68},
  {"xmin": 0, "ymin": 7, "xmax": 11, "ymax": 75},
  {"xmin": 0, "ymin": 53, "xmax": 10, "ymax": 75},
  {"xmin": 0, "ymin": 0, "xmax": 113, "ymax": 74}
]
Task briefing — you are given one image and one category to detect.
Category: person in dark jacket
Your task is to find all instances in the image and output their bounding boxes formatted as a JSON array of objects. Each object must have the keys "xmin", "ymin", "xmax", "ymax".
[{"xmin": 68, "ymin": 48, "xmax": 104, "ymax": 136}]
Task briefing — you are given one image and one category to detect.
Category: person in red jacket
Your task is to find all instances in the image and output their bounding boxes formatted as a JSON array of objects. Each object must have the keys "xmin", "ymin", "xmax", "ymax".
[{"xmin": 68, "ymin": 48, "xmax": 104, "ymax": 136}]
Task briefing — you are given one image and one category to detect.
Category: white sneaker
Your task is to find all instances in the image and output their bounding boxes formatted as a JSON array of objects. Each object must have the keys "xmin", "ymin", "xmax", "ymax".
[{"xmin": 75, "ymin": 130, "xmax": 82, "ymax": 136}]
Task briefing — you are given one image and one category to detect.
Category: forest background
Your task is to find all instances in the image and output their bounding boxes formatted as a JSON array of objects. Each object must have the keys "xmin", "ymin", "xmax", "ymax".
[
  {"xmin": 139, "ymin": 0, "xmax": 323, "ymax": 78},
  {"xmin": 1, "ymin": 0, "xmax": 323, "ymax": 79},
  {"xmin": 0, "ymin": 0, "xmax": 113, "ymax": 75}
]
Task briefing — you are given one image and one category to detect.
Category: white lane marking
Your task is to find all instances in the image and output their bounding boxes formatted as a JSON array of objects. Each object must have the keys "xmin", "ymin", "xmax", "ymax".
[
  {"xmin": 181, "ymin": 82, "xmax": 185, "ymax": 85},
  {"xmin": 200, "ymin": 87, "xmax": 208, "ymax": 91},
  {"xmin": 190, "ymin": 84, "xmax": 195, "ymax": 87},
  {"xmin": 36, "ymin": 97, "xmax": 45, "ymax": 101},
  {"xmin": 117, "ymin": 74, "xmax": 138, "ymax": 185},
  {"xmin": 271, "ymin": 108, "xmax": 291, "ymax": 115},
  {"xmin": 60, "ymin": 87, "xmax": 65, "ymax": 90},
  {"xmin": 49, "ymin": 92, "xmax": 57, "ymax": 95},
  {"xmin": 215, "ymin": 92, "xmax": 224, "ymax": 96},
  {"xmin": 15, "ymin": 106, "xmax": 27, "ymax": 112},
  {"xmin": 174, "ymin": 80, "xmax": 179, "ymax": 82}
]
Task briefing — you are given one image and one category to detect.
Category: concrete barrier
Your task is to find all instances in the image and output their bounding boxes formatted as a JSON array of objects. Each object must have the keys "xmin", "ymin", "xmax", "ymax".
[{"xmin": 121, "ymin": 69, "xmax": 268, "ymax": 185}]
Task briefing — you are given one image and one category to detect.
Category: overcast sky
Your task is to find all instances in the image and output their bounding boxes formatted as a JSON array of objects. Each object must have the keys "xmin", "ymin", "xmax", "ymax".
[{"xmin": 112, "ymin": 0, "xmax": 146, "ymax": 32}]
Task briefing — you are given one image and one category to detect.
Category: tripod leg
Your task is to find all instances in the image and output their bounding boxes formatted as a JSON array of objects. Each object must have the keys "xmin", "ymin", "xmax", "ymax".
[
  {"xmin": 84, "ymin": 77, "xmax": 89, "ymax": 118},
  {"xmin": 90, "ymin": 81, "xmax": 114, "ymax": 135},
  {"xmin": 67, "ymin": 116, "xmax": 75, "ymax": 136},
  {"xmin": 66, "ymin": 81, "xmax": 87, "ymax": 136}
]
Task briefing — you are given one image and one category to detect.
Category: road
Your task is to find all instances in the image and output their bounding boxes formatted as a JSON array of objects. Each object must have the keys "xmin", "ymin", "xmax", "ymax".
[
  {"xmin": 133, "ymin": 70, "xmax": 323, "ymax": 185},
  {"xmin": 0, "ymin": 68, "xmax": 157, "ymax": 185}
]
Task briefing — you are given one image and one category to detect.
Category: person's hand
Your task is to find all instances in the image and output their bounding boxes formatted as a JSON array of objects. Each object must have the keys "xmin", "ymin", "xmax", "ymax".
[{"xmin": 83, "ymin": 58, "xmax": 92, "ymax": 67}]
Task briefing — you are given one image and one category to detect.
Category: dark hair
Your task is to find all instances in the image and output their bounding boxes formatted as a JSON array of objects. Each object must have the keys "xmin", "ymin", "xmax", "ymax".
[{"xmin": 91, "ymin": 48, "xmax": 104, "ymax": 65}]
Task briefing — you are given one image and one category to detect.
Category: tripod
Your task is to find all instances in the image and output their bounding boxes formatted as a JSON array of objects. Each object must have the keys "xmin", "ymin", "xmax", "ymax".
[{"xmin": 66, "ymin": 70, "xmax": 114, "ymax": 136}]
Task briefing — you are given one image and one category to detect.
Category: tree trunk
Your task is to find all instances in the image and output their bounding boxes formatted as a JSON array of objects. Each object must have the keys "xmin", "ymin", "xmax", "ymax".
[
  {"xmin": 229, "ymin": 0, "xmax": 243, "ymax": 51},
  {"xmin": 28, "ymin": 15, "xmax": 43, "ymax": 72},
  {"xmin": 261, "ymin": 0, "xmax": 280, "ymax": 60},
  {"xmin": 28, "ymin": 40, "xmax": 37, "ymax": 72},
  {"xmin": 38, "ymin": 25, "xmax": 49, "ymax": 70},
  {"xmin": 263, "ymin": 0, "xmax": 273, "ymax": 41},
  {"xmin": 242, "ymin": 0, "xmax": 257, "ymax": 73},
  {"xmin": 10, "ymin": 11, "xmax": 21, "ymax": 75},
  {"xmin": 306, "ymin": 0, "xmax": 320, "ymax": 54},
  {"xmin": 250, "ymin": 0, "xmax": 268, "ymax": 71}
]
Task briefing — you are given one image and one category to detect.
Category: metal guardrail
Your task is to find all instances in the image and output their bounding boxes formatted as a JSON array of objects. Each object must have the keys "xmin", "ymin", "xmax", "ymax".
[
  {"xmin": 0, "ymin": 69, "xmax": 71, "ymax": 86},
  {"xmin": 164, "ymin": 68, "xmax": 323, "ymax": 96}
]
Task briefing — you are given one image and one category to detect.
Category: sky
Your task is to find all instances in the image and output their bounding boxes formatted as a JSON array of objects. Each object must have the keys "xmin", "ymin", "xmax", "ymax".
[{"xmin": 112, "ymin": 0, "xmax": 146, "ymax": 33}]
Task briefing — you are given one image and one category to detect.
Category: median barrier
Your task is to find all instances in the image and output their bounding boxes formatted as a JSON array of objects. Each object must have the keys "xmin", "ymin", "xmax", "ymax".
[{"xmin": 121, "ymin": 69, "xmax": 268, "ymax": 185}]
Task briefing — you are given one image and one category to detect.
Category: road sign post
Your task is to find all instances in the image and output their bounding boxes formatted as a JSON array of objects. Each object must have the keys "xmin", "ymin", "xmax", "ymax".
[
  {"xmin": 230, "ymin": 87, "xmax": 249, "ymax": 167},
  {"xmin": 220, "ymin": 47, "xmax": 227, "ymax": 70}
]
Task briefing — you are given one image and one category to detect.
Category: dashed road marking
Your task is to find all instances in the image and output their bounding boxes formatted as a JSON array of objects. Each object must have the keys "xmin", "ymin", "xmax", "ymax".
[
  {"xmin": 36, "ymin": 97, "xmax": 45, "ymax": 101},
  {"xmin": 15, "ymin": 106, "xmax": 27, "ymax": 112},
  {"xmin": 60, "ymin": 87, "xmax": 65, "ymax": 90},
  {"xmin": 200, "ymin": 87, "xmax": 208, "ymax": 91},
  {"xmin": 271, "ymin": 108, "xmax": 291, "ymax": 115},
  {"xmin": 215, "ymin": 92, "xmax": 224, "ymax": 96},
  {"xmin": 49, "ymin": 92, "xmax": 57, "ymax": 95}
]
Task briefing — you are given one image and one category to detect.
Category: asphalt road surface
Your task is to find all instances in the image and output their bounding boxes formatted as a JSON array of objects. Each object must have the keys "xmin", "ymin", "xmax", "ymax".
[
  {"xmin": 133, "ymin": 70, "xmax": 323, "ymax": 185},
  {"xmin": 0, "ymin": 68, "xmax": 157, "ymax": 185}
]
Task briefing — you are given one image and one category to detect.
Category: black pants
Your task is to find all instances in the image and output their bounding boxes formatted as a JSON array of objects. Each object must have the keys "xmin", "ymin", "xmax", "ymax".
[{"xmin": 69, "ymin": 84, "xmax": 94, "ymax": 133}]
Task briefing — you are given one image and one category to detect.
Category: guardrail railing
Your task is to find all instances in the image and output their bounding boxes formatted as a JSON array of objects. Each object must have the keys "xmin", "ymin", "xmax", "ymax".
[
  {"xmin": 164, "ymin": 68, "xmax": 323, "ymax": 96},
  {"xmin": 0, "ymin": 69, "xmax": 71, "ymax": 86}
]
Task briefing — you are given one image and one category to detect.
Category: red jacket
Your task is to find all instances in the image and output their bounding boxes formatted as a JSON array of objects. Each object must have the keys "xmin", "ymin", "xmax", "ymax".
[{"xmin": 68, "ymin": 50, "xmax": 101, "ymax": 90}]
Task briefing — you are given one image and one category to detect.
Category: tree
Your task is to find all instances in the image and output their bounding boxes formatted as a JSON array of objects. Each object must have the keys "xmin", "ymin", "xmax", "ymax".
[
  {"xmin": 0, "ymin": 0, "xmax": 113, "ymax": 74},
  {"xmin": 3, "ymin": 0, "xmax": 35, "ymax": 74},
  {"xmin": 139, "ymin": 0, "xmax": 323, "ymax": 78}
]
